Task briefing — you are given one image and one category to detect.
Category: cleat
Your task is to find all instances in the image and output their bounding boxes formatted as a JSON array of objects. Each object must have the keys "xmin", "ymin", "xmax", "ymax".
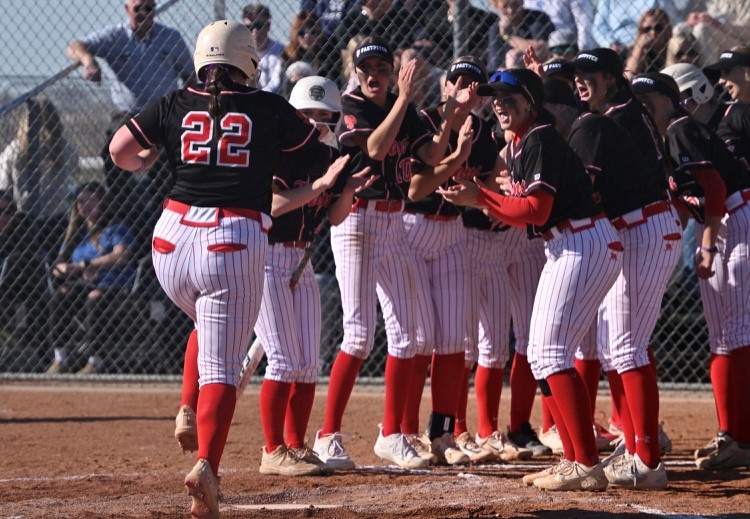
[
  {"xmin": 184, "ymin": 459, "xmax": 220, "ymax": 519},
  {"xmin": 404, "ymin": 433, "xmax": 437, "ymax": 464},
  {"xmin": 658, "ymin": 422, "xmax": 672, "ymax": 455},
  {"xmin": 507, "ymin": 422, "xmax": 553, "ymax": 457},
  {"xmin": 476, "ymin": 431, "xmax": 533, "ymax": 461},
  {"xmin": 455, "ymin": 432, "xmax": 494, "ymax": 463},
  {"xmin": 537, "ymin": 425, "xmax": 565, "ymax": 455},
  {"xmin": 533, "ymin": 460, "xmax": 608, "ymax": 491},
  {"xmin": 428, "ymin": 432, "xmax": 471, "ymax": 465},
  {"xmin": 312, "ymin": 430, "xmax": 355, "ymax": 470},
  {"xmin": 605, "ymin": 453, "xmax": 667, "ymax": 489},
  {"xmin": 522, "ymin": 462, "xmax": 561, "ymax": 486},
  {"xmin": 694, "ymin": 431, "xmax": 733, "ymax": 460},
  {"xmin": 175, "ymin": 405, "xmax": 198, "ymax": 453},
  {"xmin": 696, "ymin": 439, "xmax": 750, "ymax": 470},
  {"xmin": 259, "ymin": 444, "xmax": 323, "ymax": 476},
  {"xmin": 374, "ymin": 428, "xmax": 431, "ymax": 469}
]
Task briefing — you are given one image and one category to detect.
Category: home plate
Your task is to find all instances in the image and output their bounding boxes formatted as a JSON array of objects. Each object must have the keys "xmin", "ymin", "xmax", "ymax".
[{"xmin": 226, "ymin": 504, "xmax": 342, "ymax": 510}]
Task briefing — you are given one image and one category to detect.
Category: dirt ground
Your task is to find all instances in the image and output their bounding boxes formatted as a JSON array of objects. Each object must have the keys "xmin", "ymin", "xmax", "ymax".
[{"xmin": 0, "ymin": 382, "xmax": 748, "ymax": 519}]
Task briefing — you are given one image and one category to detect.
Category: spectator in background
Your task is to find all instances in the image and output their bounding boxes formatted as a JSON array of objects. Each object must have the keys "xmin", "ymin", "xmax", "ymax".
[
  {"xmin": 47, "ymin": 182, "xmax": 135, "ymax": 375},
  {"xmin": 280, "ymin": 61, "xmax": 317, "ymax": 99},
  {"xmin": 242, "ymin": 4, "xmax": 285, "ymax": 94},
  {"xmin": 686, "ymin": 0, "xmax": 750, "ymax": 70},
  {"xmin": 487, "ymin": 0, "xmax": 554, "ymax": 73},
  {"xmin": 394, "ymin": 46, "xmax": 443, "ymax": 111},
  {"xmin": 0, "ymin": 97, "xmax": 75, "ymax": 222},
  {"xmin": 300, "ymin": 0, "xmax": 360, "ymax": 37},
  {"xmin": 283, "ymin": 11, "xmax": 327, "ymax": 74},
  {"xmin": 593, "ymin": 1, "xmax": 681, "ymax": 56},
  {"xmin": 665, "ymin": 24, "xmax": 701, "ymax": 66},
  {"xmin": 524, "ymin": 0, "xmax": 597, "ymax": 51},
  {"xmin": 65, "ymin": 0, "xmax": 192, "ymax": 251},
  {"xmin": 341, "ymin": 34, "xmax": 368, "ymax": 93},
  {"xmin": 625, "ymin": 9, "xmax": 673, "ymax": 77},
  {"xmin": 548, "ymin": 29, "xmax": 579, "ymax": 61}
]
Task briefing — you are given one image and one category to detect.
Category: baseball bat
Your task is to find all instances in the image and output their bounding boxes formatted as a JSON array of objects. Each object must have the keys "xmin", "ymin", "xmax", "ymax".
[
  {"xmin": 236, "ymin": 336, "xmax": 265, "ymax": 399},
  {"xmin": 289, "ymin": 246, "xmax": 314, "ymax": 289}
]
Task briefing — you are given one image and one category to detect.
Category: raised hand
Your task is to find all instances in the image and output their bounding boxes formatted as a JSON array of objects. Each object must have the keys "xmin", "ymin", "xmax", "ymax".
[
  {"xmin": 345, "ymin": 166, "xmax": 377, "ymax": 194},
  {"xmin": 316, "ymin": 154, "xmax": 351, "ymax": 191},
  {"xmin": 437, "ymin": 177, "xmax": 481, "ymax": 207},
  {"xmin": 523, "ymin": 46, "xmax": 544, "ymax": 78},
  {"xmin": 397, "ymin": 59, "xmax": 417, "ymax": 100},
  {"xmin": 456, "ymin": 116, "xmax": 474, "ymax": 157}
]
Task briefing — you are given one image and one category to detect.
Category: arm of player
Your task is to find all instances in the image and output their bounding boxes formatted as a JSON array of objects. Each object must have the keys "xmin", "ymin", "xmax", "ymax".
[
  {"xmin": 693, "ymin": 168, "xmax": 727, "ymax": 279},
  {"xmin": 271, "ymin": 155, "xmax": 351, "ymax": 217},
  {"xmin": 109, "ymin": 126, "xmax": 160, "ymax": 173},
  {"xmin": 327, "ymin": 166, "xmax": 376, "ymax": 225},
  {"xmin": 408, "ymin": 115, "xmax": 473, "ymax": 201}
]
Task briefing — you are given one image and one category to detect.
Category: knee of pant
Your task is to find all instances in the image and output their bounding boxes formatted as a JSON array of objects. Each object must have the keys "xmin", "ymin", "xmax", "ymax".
[
  {"xmin": 711, "ymin": 341, "xmax": 730, "ymax": 356},
  {"xmin": 464, "ymin": 348, "xmax": 478, "ymax": 366},
  {"xmin": 600, "ymin": 357, "xmax": 614, "ymax": 373},
  {"xmin": 264, "ymin": 363, "xmax": 298, "ymax": 383},
  {"xmin": 341, "ymin": 343, "xmax": 371, "ymax": 359},
  {"xmin": 433, "ymin": 341, "xmax": 465, "ymax": 356},
  {"xmin": 478, "ymin": 351, "xmax": 509, "ymax": 370},
  {"xmin": 513, "ymin": 341, "xmax": 528, "ymax": 356},
  {"xmin": 612, "ymin": 346, "xmax": 646, "ymax": 373},
  {"xmin": 297, "ymin": 367, "xmax": 318, "ymax": 384}
]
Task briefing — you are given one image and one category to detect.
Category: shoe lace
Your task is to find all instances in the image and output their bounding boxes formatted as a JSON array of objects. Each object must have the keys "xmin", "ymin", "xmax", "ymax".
[
  {"xmin": 552, "ymin": 459, "xmax": 576, "ymax": 476},
  {"xmin": 404, "ymin": 434, "xmax": 428, "ymax": 454},
  {"xmin": 395, "ymin": 434, "xmax": 419, "ymax": 460},
  {"xmin": 325, "ymin": 433, "xmax": 348, "ymax": 457}
]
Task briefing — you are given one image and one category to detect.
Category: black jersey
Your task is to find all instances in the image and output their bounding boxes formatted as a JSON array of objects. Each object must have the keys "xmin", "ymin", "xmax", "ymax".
[
  {"xmin": 603, "ymin": 94, "xmax": 669, "ymax": 194},
  {"xmin": 506, "ymin": 117, "xmax": 599, "ymax": 238},
  {"xmin": 405, "ymin": 109, "xmax": 496, "ymax": 217},
  {"xmin": 717, "ymin": 102, "xmax": 750, "ymax": 173},
  {"xmin": 337, "ymin": 87, "xmax": 432, "ymax": 200},
  {"xmin": 268, "ymin": 145, "xmax": 346, "ymax": 244},
  {"xmin": 568, "ymin": 112, "xmax": 665, "ymax": 218},
  {"xmin": 665, "ymin": 111, "xmax": 750, "ymax": 223},
  {"xmin": 127, "ymin": 81, "xmax": 326, "ymax": 213}
]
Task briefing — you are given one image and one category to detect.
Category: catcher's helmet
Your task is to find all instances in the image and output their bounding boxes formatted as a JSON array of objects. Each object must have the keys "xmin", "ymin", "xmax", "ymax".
[
  {"xmin": 661, "ymin": 63, "xmax": 714, "ymax": 105},
  {"xmin": 194, "ymin": 20, "xmax": 259, "ymax": 80},
  {"xmin": 288, "ymin": 76, "xmax": 342, "ymax": 124}
]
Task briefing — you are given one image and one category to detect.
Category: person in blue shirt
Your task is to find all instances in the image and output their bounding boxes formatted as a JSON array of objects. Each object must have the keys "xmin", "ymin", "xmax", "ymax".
[
  {"xmin": 47, "ymin": 182, "xmax": 135, "ymax": 375},
  {"xmin": 300, "ymin": 0, "xmax": 360, "ymax": 37}
]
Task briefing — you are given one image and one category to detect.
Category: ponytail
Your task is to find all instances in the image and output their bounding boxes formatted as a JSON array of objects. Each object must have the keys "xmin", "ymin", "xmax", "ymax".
[{"xmin": 204, "ymin": 64, "xmax": 226, "ymax": 119}]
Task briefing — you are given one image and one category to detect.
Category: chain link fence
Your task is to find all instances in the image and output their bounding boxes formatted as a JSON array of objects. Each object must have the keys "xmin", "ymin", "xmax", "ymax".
[{"xmin": 0, "ymin": 0, "xmax": 745, "ymax": 385}]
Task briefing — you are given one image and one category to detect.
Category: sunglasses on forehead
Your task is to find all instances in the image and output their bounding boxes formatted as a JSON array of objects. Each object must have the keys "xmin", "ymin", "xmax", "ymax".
[{"xmin": 489, "ymin": 70, "xmax": 535, "ymax": 103}]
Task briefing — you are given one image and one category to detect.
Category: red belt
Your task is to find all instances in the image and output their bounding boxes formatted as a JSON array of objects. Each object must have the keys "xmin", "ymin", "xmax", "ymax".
[
  {"xmin": 351, "ymin": 198, "xmax": 404, "ymax": 213},
  {"xmin": 406, "ymin": 210, "xmax": 459, "ymax": 222},
  {"xmin": 610, "ymin": 200, "xmax": 671, "ymax": 231},
  {"xmin": 542, "ymin": 213, "xmax": 608, "ymax": 240},
  {"xmin": 727, "ymin": 188, "xmax": 750, "ymax": 215},
  {"xmin": 163, "ymin": 198, "xmax": 268, "ymax": 231},
  {"xmin": 272, "ymin": 241, "xmax": 308, "ymax": 248}
]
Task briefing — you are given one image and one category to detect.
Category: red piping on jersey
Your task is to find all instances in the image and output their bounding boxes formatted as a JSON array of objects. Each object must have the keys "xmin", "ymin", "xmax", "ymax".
[
  {"xmin": 510, "ymin": 119, "xmax": 534, "ymax": 145},
  {"xmin": 128, "ymin": 119, "xmax": 155, "ymax": 148},
  {"xmin": 667, "ymin": 115, "xmax": 690, "ymax": 132},
  {"xmin": 344, "ymin": 92, "xmax": 366, "ymax": 102},
  {"xmin": 282, "ymin": 125, "xmax": 317, "ymax": 152},
  {"xmin": 186, "ymin": 86, "xmax": 261, "ymax": 96},
  {"xmin": 603, "ymin": 97, "xmax": 632, "ymax": 116},
  {"xmin": 693, "ymin": 168, "xmax": 727, "ymax": 217},
  {"xmin": 272, "ymin": 175, "xmax": 291, "ymax": 190},
  {"xmin": 510, "ymin": 124, "xmax": 552, "ymax": 159}
]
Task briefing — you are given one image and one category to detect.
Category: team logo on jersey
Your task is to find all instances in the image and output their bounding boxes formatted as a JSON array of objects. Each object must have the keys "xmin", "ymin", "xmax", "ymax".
[
  {"xmin": 680, "ymin": 155, "xmax": 691, "ymax": 163},
  {"xmin": 388, "ymin": 139, "xmax": 409, "ymax": 157},
  {"xmin": 454, "ymin": 165, "xmax": 482, "ymax": 180},
  {"xmin": 510, "ymin": 179, "xmax": 527, "ymax": 197},
  {"xmin": 309, "ymin": 85, "xmax": 325, "ymax": 101},
  {"xmin": 344, "ymin": 114, "xmax": 357, "ymax": 130}
]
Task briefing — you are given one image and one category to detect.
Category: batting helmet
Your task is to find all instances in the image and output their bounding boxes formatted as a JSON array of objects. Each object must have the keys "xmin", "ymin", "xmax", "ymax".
[
  {"xmin": 660, "ymin": 63, "xmax": 714, "ymax": 105},
  {"xmin": 288, "ymin": 76, "xmax": 342, "ymax": 124},
  {"xmin": 193, "ymin": 20, "xmax": 259, "ymax": 81}
]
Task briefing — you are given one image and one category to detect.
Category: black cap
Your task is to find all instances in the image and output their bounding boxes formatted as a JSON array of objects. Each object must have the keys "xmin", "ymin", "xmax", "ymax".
[
  {"xmin": 543, "ymin": 78, "xmax": 578, "ymax": 108},
  {"xmin": 543, "ymin": 58, "xmax": 575, "ymax": 82},
  {"xmin": 477, "ymin": 68, "xmax": 545, "ymax": 108},
  {"xmin": 353, "ymin": 39, "xmax": 393, "ymax": 67},
  {"xmin": 446, "ymin": 58, "xmax": 488, "ymax": 84},
  {"xmin": 572, "ymin": 48, "xmax": 624, "ymax": 77},
  {"xmin": 631, "ymin": 72, "xmax": 681, "ymax": 106},
  {"xmin": 704, "ymin": 48, "xmax": 750, "ymax": 72}
]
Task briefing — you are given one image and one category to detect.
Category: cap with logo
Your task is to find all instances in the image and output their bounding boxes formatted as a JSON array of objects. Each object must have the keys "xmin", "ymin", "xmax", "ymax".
[
  {"xmin": 446, "ymin": 58, "xmax": 488, "ymax": 84},
  {"xmin": 543, "ymin": 58, "xmax": 575, "ymax": 82},
  {"xmin": 572, "ymin": 48, "xmax": 624, "ymax": 77},
  {"xmin": 703, "ymin": 48, "xmax": 750, "ymax": 72},
  {"xmin": 353, "ymin": 39, "xmax": 394, "ymax": 68},
  {"xmin": 630, "ymin": 72, "xmax": 681, "ymax": 106},
  {"xmin": 477, "ymin": 68, "xmax": 545, "ymax": 108}
]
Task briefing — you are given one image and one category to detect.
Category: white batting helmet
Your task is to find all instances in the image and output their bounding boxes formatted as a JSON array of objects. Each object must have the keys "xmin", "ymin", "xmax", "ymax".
[
  {"xmin": 193, "ymin": 20, "xmax": 259, "ymax": 80},
  {"xmin": 288, "ymin": 76, "xmax": 342, "ymax": 123},
  {"xmin": 660, "ymin": 63, "xmax": 714, "ymax": 105}
]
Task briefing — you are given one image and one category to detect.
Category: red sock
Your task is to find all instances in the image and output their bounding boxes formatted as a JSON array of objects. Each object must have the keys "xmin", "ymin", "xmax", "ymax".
[
  {"xmin": 575, "ymin": 358, "xmax": 601, "ymax": 420},
  {"xmin": 401, "ymin": 355, "xmax": 431, "ymax": 434},
  {"xmin": 431, "ymin": 352, "xmax": 465, "ymax": 416},
  {"xmin": 542, "ymin": 397, "xmax": 555, "ymax": 432},
  {"xmin": 547, "ymin": 370, "xmax": 598, "ymax": 466},
  {"xmin": 260, "ymin": 379, "xmax": 292, "ymax": 453},
  {"xmin": 509, "ymin": 353, "xmax": 538, "ymax": 432},
  {"xmin": 609, "ymin": 393, "xmax": 621, "ymax": 430},
  {"xmin": 321, "ymin": 352, "xmax": 364, "ymax": 434},
  {"xmin": 475, "ymin": 365, "xmax": 504, "ymax": 438},
  {"xmin": 285, "ymin": 382, "xmax": 316, "ymax": 449},
  {"xmin": 180, "ymin": 330, "xmax": 200, "ymax": 410},
  {"xmin": 729, "ymin": 346, "xmax": 750, "ymax": 443},
  {"xmin": 454, "ymin": 366, "xmax": 472, "ymax": 436},
  {"xmin": 621, "ymin": 365, "xmax": 661, "ymax": 468},
  {"xmin": 710, "ymin": 353, "xmax": 733, "ymax": 433},
  {"xmin": 541, "ymin": 393, "xmax": 574, "ymax": 461},
  {"xmin": 382, "ymin": 355, "xmax": 413, "ymax": 436},
  {"xmin": 648, "ymin": 346, "xmax": 658, "ymax": 378},
  {"xmin": 607, "ymin": 370, "xmax": 635, "ymax": 452},
  {"xmin": 196, "ymin": 383, "xmax": 237, "ymax": 475}
]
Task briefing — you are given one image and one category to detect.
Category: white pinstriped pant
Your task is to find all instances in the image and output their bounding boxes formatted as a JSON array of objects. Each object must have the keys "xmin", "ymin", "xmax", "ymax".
[
  {"xmin": 403, "ymin": 213, "xmax": 472, "ymax": 356},
  {"xmin": 528, "ymin": 218, "xmax": 623, "ymax": 380},
  {"xmin": 255, "ymin": 245, "xmax": 321, "ymax": 383},
  {"xmin": 697, "ymin": 202, "xmax": 750, "ymax": 353},
  {"xmin": 464, "ymin": 227, "xmax": 546, "ymax": 368},
  {"xmin": 331, "ymin": 206, "xmax": 418, "ymax": 358},
  {"xmin": 596, "ymin": 210, "xmax": 682, "ymax": 373},
  {"xmin": 152, "ymin": 207, "xmax": 267, "ymax": 387}
]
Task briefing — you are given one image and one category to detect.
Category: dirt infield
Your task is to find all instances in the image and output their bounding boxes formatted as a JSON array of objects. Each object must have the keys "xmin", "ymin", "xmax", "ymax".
[{"xmin": 1, "ymin": 383, "xmax": 748, "ymax": 518}]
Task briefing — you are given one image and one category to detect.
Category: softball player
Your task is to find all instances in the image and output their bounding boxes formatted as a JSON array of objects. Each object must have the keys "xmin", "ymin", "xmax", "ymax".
[
  {"xmin": 255, "ymin": 76, "xmax": 375, "ymax": 477},
  {"xmin": 571, "ymin": 48, "xmax": 682, "ymax": 487},
  {"xmin": 312, "ymin": 38, "xmax": 454, "ymax": 470},
  {"xmin": 441, "ymin": 69, "xmax": 623, "ymax": 491},
  {"xmin": 109, "ymin": 21, "xmax": 329, "ymax": 518}
]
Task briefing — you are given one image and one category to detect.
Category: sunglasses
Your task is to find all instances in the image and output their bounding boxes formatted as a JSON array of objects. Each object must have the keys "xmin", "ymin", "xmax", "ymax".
[
  {"xmin": 640, "ymin": 23, "xmax": 665, "ymax": 33},
  {"xmin": 489, "ymin": 70, "xmax": 535, "ymax": 104},
  {"xmin": 246, "ymin": 20, "xmax": 269, "ymax": 31},
  {"xmin": 675, "ymin": 49, "xmax": 698, "ymax": 59},
  {"xmin": 550, "ymin": 45, "xmax": 578, "ymax": 55},
  {"xmin": 133, "ymin": 3, "xmax": 155, "ymax": 14},
  {"xmin": 297, "ymin": 28, "xmax": 318, "ymax": 37}
]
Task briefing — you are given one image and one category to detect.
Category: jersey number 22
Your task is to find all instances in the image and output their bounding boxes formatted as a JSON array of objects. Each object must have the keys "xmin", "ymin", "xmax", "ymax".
[{"xmin": 181, "ymin": 111, "xmax": 252, "ymax": 167}]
